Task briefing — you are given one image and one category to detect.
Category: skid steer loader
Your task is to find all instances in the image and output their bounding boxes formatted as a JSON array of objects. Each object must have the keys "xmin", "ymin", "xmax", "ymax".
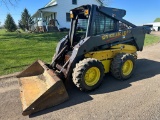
[{"xmin": 17, "ymin": 4, "xmax": 150, "ymax": 115}]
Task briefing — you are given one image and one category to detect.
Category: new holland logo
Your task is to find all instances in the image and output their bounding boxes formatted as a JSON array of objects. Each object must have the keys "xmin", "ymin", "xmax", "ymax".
[{"xmin": 102, "ymin": 30, "xmax": 131, "ymax": 40}]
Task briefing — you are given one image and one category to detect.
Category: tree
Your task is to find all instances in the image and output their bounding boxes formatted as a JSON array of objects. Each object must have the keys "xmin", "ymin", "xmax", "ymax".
[
  {"xmin": 19, "ymin": 8, "xmax": 33, "ymax": 31},
  {"xmin": 154, "ymin": 18, "xmax": 160, "ymax": 22},
  {"xmin": 4, "ymin": 13, "xmax": 17, "ymax": 32}
]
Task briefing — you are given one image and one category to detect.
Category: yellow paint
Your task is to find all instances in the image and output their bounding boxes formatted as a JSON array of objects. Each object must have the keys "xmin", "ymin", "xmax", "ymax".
[
  {"xmin": 70, "ymin": 14, "xmax": 74, "ymax": 18},
  {"xmin": 122, "ymin": 60, "xmax": 133, "ymax": 76},
  {"xmin": 84, "ymin": 67, "xmax": 100, "ymax": 86},
  {"xmin": 101, "ymin": 60, "xmax": 111, "ymax": 73},
  {"xmin": 84, "ymin": 9, "xmax": 89, "ymax": 15},
  {"xmin": 111, "ymin": 44, "xmax": 137, "ymax": 52},
  {"xmin": 85, "ymin": 44, "xmax": 137, "ymax": 73}
]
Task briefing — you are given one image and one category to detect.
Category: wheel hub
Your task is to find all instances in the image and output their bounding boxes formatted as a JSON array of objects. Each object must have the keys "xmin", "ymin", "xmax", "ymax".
[
  {"xmin": 84, "ymin": 67, "xmax": 100, "ymax": 86},
  {"xmin": 122, "ymin": 60, "xmax": 133, "ymax": 76}
]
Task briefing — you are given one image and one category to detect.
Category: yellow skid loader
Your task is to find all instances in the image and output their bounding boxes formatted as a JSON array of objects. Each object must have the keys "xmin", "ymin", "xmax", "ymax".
[{"xmin": 17, "ymin": 4, "xmax": 150, "ymax": 115}]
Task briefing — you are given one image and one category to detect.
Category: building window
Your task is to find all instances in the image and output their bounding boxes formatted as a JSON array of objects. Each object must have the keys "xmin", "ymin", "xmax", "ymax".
[
  {"xmin": 72, "ymin": 0, "xmax": 77, "ymax": 5},
  {"xmin": 66, "ymin": 13, "xmax": 71, "ymax": 22}
]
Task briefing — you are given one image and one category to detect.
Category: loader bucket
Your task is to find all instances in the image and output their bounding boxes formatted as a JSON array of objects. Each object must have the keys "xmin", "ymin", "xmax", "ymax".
[{"xmin": 17, "ymin": 60, "xmax": 69, "ymax": 116}]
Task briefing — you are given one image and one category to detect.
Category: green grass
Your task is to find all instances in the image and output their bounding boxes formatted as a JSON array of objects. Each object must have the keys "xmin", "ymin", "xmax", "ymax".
[
  {"xmin": 0, "ymin": 29, "xmax": 67, "ymax": 75},
  {"xmin": 0, "ymin": 29, "xmax": 160, "ymax": 76},
  {"xmin": 144, "ymin": 34, "xmax": 160, "ymax": 46}
]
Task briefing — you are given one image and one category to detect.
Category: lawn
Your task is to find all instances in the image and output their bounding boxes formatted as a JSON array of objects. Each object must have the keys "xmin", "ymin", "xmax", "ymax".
[
  {"xmin": 0, "ymin": 29, "xmax": 159, "ymax": 76},
  {"xmin": 0, "ymin": 29, "xmax": 67, "ymax": 75},
  {"xmin": 144, "ymin": 34, "xmax": 160, "ymax": 46}
]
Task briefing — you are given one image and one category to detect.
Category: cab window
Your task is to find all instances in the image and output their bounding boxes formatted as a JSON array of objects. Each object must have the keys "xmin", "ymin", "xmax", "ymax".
[{"xmin": 92, "ymin": 12, "xmax": 116, "ymax": 35}]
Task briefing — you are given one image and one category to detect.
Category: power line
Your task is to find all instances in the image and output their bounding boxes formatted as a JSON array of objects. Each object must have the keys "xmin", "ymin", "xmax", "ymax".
[
  {"xmin": 0, "ymin": 14, "xmax": 21, "ymax": 16},
  {"xmin": 0, "ymin": 13, "xmax": 21, "ymax": 14}
]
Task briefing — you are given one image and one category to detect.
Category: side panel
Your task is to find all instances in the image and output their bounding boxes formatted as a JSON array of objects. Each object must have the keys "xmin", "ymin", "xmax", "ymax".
[
  {"xmin": 65, "ymin": 30, "xmax": 136, "ymax": 77},
  {"xmin": 85, "ymin": 44, "xmax": 137, "ymax": 73},
  {"xmin": 73, "ymin": 30, "xmax": 134, "ymax": 56}
]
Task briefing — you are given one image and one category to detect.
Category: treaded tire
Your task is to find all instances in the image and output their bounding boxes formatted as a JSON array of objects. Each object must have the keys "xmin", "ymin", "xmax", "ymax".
[
  {"xmin": 110, "ymin": 53, "xmax": 136, "ymax": 80},
  {"xmin": 72, "ymin": 58, "xmax": 104, "ymax": 91}
]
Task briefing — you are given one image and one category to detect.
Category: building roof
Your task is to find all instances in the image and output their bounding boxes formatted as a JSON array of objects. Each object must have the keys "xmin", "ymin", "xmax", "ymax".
[
  {"xmin": 144, "ymin": 22, "xmax": 160, "ymax": 26},
  {"xmin": 40, "ymin": 0, "xmax": 103, "ymax": 11},
  {"xmin": 45, "ymin": 0, "xmax": 57, "ymax": 7},
  {"xmin": 39, "ymin": 4, "xmax": 57, "ymax": 10},
  {"xmin": 45, "ymin": 0, "xmax": 103, "ymax": 7},
  {"xmin": 32, "ymin": 3, "xmax": 57, "ymax": 17},
  {"xmin": 32, "ymin": 0, "xmax": 103, "ymax": 17}
]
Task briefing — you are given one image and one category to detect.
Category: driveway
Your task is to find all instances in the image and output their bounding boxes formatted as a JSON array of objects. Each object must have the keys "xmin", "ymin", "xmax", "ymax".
[{"xmin": 0, "ymin": 42, "xmax": 160, "ymax": 120}]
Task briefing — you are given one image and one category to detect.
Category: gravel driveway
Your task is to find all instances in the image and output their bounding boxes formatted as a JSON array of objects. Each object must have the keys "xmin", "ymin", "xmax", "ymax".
[{"xmin": 0, "ymin": 38, "xmax": 160, "ymax": 120}]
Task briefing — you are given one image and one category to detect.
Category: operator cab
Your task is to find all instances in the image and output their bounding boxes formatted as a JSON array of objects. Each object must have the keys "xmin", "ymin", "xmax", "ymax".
[
  {"xmin": 69, "ymin": 4, "xmax": 134, "ymax": 47},
  {"xmin": 69, "ymin": 5, "xmax": 119, "ymax": 47},
  {"xmin": 69, "ymin": 5, "xmax": 91, "ymax": 46}
]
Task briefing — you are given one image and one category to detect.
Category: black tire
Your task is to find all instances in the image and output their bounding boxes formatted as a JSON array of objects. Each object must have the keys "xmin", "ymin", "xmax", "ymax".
[
  {"xmin": 110, "ymin": 53, "xmax": 136, "ymax": 80},
  {"xmin": 72, "ymin": 58, "xmax": 104, "ymax": 91}
]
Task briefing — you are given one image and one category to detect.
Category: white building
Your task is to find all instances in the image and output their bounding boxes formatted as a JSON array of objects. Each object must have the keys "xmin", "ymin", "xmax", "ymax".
[
  {"xmin": 143, "ymin": 22, "xmax": 160, "ymax": 31},
  {"xmin": 31, "ymin": 0, "xmax": 103, "ymax": 32}
]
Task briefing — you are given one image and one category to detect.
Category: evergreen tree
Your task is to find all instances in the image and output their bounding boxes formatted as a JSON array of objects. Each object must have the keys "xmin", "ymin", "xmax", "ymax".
[
  {"xmin": 19, "ymin": 8, "xmax": 33, "ymax": 31},
  {"xmin": 4, "ymin": 13, "xmax": 17, "ymax": 32}
]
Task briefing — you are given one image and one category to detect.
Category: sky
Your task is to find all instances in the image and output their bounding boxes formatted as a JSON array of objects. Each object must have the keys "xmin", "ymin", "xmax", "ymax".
[{"xmin": 0, "ymin": 0, "xmax": 160, "ymax": 26}]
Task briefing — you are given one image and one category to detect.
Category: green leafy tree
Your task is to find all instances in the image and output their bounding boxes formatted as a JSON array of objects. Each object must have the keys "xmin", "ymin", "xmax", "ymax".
[
  {"xmin": 154, "ymin": 18, "xmax": 160, "ymax": 22},
  {"xmin": 4, "ymin": 13, "xmax": 17, "ymax": 32},
  {"xmin": 19, "ymin": 8, "xmax": 33, "ymax": 31}
]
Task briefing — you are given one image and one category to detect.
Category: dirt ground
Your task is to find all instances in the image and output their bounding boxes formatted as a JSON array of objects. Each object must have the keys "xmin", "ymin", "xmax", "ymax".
[{"xmin": 0, "ymin": 34, "xmax": 160, "ymax": 120}]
